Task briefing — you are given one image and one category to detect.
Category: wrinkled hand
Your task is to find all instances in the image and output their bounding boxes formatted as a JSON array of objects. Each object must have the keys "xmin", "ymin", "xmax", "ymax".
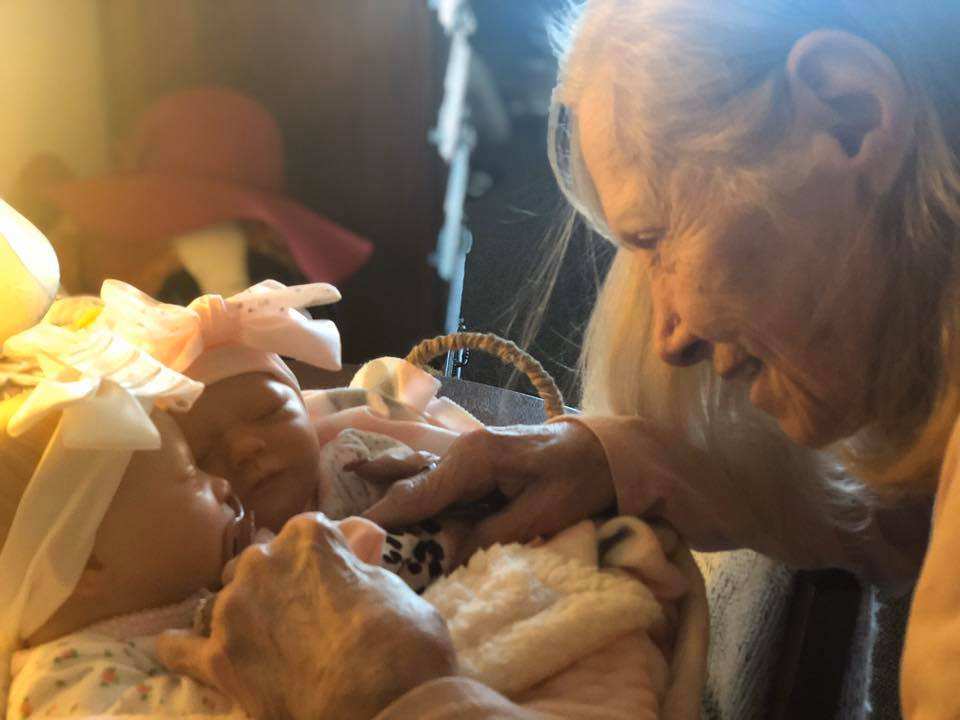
[
  {"xmin": 157, "ymin": 513, "xmax": 457, "ymax": 720},
  {"xmin": 363, "ymin": 421, "xmax": 615, "ymax": 563}
]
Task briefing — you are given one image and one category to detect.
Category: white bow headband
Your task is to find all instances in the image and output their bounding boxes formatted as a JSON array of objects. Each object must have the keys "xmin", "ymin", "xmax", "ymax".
[{"xmin": 0, "ymin": 323, "xmax": 202, "ymax": 703}]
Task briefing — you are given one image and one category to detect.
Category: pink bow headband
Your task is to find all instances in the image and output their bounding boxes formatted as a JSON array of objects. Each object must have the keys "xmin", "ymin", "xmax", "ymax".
[{"xmin": 91, "ymin": 279, "xmax": 343, "ymax": 386}]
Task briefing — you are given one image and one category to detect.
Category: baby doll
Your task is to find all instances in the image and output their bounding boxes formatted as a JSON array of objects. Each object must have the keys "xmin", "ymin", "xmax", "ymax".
[
  {"xmin": 0, "ymin": 323, "xmax": 383, "ymax": 719},
  {"xmin": 47, "ymin": 282, "xmax": 711, "ymax": 719},
  {"xmin": 141, "ymin": 313, "xmax": 712, "ymax": 716},
  {"xmin": 74, "ymin": 279, "xmax": 473, "ymax": 592},
  {"xmin": 178, "ymin": 364, "xmax": 473, "ymax": 592}
]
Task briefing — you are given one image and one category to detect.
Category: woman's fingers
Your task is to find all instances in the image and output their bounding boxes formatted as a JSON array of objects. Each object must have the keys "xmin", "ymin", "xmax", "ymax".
[
  {"xmin": 221, "ymin": 554, "xmax": 243, "ymax": 585},
  {"xmin": 362, "ymin": 424, "xmax": 593, "ymax": 529},
  {"xmin": 452, "ymin": 484, "xmax": 583, "ymax": 565},
  {"xmin": 450, "ymin": 424, "xmax": 619, "ymax": 564},
  {"xmin": 452, "ymin": 499, "xmax": 538, "ymax": 566},
  {"xmin": 222, "ymin": 513, "xmax": 356, "ymax": 594},
  {"xmin": 272, "ymin": 513, "xmax": 360, "ymax": 579},
  {"xmin": 363, "ymin": 464, "xmax": 473, "ymax": 527},
  {"xmin": 363, "ymin": 430, "xmax": 504, "ymax": 525},
  {"xmin": 156, "ymin": 630, "xmax": 237, "ymax": 695},
  {"xmin": 158, "ymin": 512, "xmax": 456, "ymax": 720}
]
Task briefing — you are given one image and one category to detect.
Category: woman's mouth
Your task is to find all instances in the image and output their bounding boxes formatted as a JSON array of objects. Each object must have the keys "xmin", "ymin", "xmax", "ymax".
[{"xmin": 715, "ymin": 351, "xmax": 763, "ymax": 382}]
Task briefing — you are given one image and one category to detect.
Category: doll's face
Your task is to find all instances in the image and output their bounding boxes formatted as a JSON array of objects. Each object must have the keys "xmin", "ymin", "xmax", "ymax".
[
  {"xmin": 175, "ymin": 373, "xmax": 322, "ymax": 532},
  {"xmin": 91, "ymin": 411, "xmax": 250, "ymax": 610}
]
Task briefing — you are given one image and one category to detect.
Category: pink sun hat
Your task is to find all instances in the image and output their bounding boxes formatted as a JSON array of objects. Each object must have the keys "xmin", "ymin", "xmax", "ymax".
[{"xmin": 47, "ymin": 87, "xmax": 372, "ymax": 287}]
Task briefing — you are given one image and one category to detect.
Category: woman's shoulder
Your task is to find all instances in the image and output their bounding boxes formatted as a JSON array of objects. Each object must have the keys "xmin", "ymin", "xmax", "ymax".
[
  {"xmin": 931, "ymin": 414, "xmax": 960, "ymax": 520},
  {"xmin": 900, "ymin": 414, "xmax": 960, "ymax": 715}
]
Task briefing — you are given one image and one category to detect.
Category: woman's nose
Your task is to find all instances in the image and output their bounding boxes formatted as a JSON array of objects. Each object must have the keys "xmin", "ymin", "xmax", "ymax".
[{"xmin": 655, "ymin": 313, "xmax": 711, "ymax": 367}]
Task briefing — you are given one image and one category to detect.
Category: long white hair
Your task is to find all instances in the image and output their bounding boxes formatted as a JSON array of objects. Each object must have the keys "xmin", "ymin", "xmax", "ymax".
[{"xmin": 548, "ymin": 0, "xmax": 960, "ymax": 495}]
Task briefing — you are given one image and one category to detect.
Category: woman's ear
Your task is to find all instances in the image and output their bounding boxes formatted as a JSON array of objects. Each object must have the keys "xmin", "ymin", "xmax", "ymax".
[{"xmin": 785, "ymin": 29, "xmax": 915, "ymax": 199}]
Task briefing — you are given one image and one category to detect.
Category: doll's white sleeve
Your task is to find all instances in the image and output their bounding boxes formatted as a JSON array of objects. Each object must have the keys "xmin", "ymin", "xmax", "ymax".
[{"xmin": 8, "ymin": 632, "xmax": 243, "ymax": 719}]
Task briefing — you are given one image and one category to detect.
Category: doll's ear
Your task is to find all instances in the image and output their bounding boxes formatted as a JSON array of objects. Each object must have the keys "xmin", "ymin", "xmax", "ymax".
[
  {"xmin": 72, "ymin": 553, "xmax": 108, "ymax": 598},
  {"xmin": 8, "ymin": 154, "xmax": 74, "ymax": 233}
]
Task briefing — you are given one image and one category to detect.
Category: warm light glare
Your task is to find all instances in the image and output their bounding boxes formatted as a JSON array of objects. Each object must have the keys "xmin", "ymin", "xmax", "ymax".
[{"xmin": 0, "ymin": 198, "xmax": 60, "ymax": 343}]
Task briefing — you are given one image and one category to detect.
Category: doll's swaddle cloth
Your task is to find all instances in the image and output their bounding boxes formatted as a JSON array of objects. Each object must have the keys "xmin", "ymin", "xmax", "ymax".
[{"xmin": 303, "ymin": 356, "xmax": 484, "ymax": 461}]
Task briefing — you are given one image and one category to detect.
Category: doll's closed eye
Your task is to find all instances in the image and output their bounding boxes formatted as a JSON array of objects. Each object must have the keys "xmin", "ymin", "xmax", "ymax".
[
  {"xmin": 193, "ymin": 446, "xmax": 212, "ymax": 466},
  {"xmin": 257, "ymin": 400, "xmax": 291, "ymax": 422}
]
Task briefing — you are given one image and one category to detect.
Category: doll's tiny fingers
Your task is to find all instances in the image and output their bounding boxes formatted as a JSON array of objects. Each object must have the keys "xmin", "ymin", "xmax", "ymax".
[{"xmin": 347, "ymin": 451, "xmax": 440, "ymax": 484}]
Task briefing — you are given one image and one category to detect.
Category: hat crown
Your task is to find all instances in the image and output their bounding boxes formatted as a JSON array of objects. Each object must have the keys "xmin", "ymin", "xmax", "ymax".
[{"xmin": 121, "ymin": 88, "xmax": 284, "ymax": 192}]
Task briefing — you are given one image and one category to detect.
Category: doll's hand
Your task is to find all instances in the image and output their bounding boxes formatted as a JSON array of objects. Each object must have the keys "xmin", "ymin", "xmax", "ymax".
[{"xmin": 345, "ymin": 447, "xmax": 440, "ymax": 483}]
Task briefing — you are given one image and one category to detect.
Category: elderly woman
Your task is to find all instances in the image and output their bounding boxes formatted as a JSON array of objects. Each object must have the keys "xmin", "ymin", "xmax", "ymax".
[{"xmin": 160, "ymin": 1, "xmax": 960, "ymax": 717}]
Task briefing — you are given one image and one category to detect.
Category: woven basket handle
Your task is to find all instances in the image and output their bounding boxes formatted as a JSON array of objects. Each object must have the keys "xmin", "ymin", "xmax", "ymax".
[{"xmin": 405, "ymin": 332, "xmax": 565, "ymax": 419}]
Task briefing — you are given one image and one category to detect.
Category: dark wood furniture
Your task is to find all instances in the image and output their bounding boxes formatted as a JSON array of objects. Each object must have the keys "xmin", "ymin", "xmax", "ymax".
[{"xmin": 97, "ymin": 1, "xmax": 447, "ymax": 362}]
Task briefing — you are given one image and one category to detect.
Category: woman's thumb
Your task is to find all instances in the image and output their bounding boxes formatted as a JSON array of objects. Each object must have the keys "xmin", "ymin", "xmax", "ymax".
[{"xmin": 156, "ymin": 630, "xmax": 232, "ymax": 692}]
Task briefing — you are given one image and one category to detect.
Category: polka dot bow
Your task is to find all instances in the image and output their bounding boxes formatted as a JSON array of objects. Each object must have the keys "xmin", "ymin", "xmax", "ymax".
[{"xmin": 95, "ymin": 278, "xmax": 343, "ymax": 374}]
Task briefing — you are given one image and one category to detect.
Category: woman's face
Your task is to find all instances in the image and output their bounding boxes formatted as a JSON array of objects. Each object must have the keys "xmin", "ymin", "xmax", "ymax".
[{"xmin": 577, "ymin": 81, "xmax": 891, "ymax": 447}]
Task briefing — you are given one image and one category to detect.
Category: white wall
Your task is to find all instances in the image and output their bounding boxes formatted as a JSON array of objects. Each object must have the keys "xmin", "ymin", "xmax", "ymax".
[{"xmin": 0, "ymin": 0, "xmax": 109, "ymax": 193}]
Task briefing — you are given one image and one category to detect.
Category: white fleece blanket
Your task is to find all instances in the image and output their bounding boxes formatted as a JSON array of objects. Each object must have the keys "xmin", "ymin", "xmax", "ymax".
[{"xmin": 424, "ymin": 518, "xmax": 709, "ymax": 719}]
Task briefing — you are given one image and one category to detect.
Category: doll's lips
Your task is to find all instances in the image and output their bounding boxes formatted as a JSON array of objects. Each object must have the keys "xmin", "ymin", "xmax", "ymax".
[
  {"xmin": 243, "ymin": 465, "xmax": 286, "ymax": 493},
  {"xmin": 223, "ymin": 493, "xmax": 256, "ymax": 562}
]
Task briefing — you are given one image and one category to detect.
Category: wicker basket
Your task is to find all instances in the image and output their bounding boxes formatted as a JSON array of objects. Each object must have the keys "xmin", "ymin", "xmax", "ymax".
[{"xmin": 405, "ymin": 332, "xmax": 565, "ymax": 420}]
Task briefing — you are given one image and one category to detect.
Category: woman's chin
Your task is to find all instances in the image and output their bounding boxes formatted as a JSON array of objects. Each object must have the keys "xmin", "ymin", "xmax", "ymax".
[{"xmin": 749, "ymin": 367, "xmax": 839, "ymax": 447}]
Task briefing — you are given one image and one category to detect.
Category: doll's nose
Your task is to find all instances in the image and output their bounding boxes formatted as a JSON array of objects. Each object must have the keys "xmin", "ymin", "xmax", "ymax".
[
  {"xmin": 210, "ymin": 474, "xmax": 233, "ymax": 504},
  {"xmin": 226, "ymin": 432, "xmax": 267, "ymax": 467}
]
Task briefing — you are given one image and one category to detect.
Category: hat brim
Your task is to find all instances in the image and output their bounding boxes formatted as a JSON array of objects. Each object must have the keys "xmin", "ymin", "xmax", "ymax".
[{"xmin": 49, "ymin": 173, "xmax": 372, "ymax": 284}]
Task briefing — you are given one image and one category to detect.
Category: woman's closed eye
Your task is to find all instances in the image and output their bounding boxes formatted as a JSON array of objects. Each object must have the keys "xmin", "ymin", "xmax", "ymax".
[{"xmin": 622, "ymin": 230, "xmax": 665, "ymax": 251}]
